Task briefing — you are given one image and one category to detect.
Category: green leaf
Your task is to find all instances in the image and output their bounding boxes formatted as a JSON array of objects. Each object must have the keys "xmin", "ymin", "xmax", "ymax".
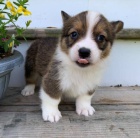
[
  {"xmin": 26, "ymin": 20, "xmax": 31, "ymax": 27},
  {"xmin": 0, "ymin": 0, "xmax": 4, "ymax": 4},
  {"xmin": 14, "ymin": 15, "xmax": 18, "ymax": 21},
  {"xmin": 7, "ymin": 13, "xmax": 12, "ymax": 18},
  {"xmin": 0, "ymin": 18, "xmax": 8, "ymax": 20},
  {"xmin": 13, "ymin": 2, "xmax": 20, "ymax": 7},
  {"xmin": 1, "ymin": 11, "xmax": 10, "ymax": 14},
  {"xmin": 4, "ymin": 43, "xmax": 8, "ymax": 52},
  {"xmin": 14, "ymin": 39, "xmax": 21, "ymax": 46},
  {"xmin": 16, "ymin": 27, "xmax": 25, "ymax": 36},
  {"xmin": 17, "ymin": 0, "xmax": 21, "ymax": 3},
  {"xmin": 22, "ymin": 35, "xmax": 27, "ymax": 41},
  {"xmin": 3, "ymin": 5, "xmax": 8, "ymax": 10},
  {"xmin": 23, "ymin": 0, "xmax": 28, "ymax": 4},
  {"xmin": 3, "ymin": 38, "xmax": 13, "ymax": 52}
]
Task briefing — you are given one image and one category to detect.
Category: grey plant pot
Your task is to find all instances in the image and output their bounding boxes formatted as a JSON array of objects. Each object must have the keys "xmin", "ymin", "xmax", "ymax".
[{"xmin": 0, "ymin": 50, "xmax": 24, "ymax": 99}]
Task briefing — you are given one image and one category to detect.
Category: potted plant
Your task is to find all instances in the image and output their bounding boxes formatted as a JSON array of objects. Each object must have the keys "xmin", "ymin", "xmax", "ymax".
[{"xmin": 0, "ymin": 0, "xmax": 31, "ymax": 99}]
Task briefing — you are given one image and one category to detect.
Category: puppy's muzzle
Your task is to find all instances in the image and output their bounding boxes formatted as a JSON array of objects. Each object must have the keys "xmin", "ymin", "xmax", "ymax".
[
  {"xmin": 76, "ymin": 47, "xmax": 91, "ymax": 67},
  {"xmin": 79, "ymin": 47, "xmax": 91, "ymax": 58}
]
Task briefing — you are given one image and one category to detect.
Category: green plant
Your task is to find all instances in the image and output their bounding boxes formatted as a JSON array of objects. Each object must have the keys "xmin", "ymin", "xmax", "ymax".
[{"xmin": 0, "ymin": 0, "xmax": 31, "ymax": 58}]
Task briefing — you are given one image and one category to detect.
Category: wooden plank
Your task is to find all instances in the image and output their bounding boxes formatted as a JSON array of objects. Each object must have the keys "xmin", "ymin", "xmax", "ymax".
[
  {"xmin": 7, "ymin": 28, "xmax": 140, "ymax": 40},
  {"xmin": 63, "ymin": 86, "xmax": 140, "ymax": 104},
  {"xmin": 0, "ymin": 87, "xmax": 140, "ymax": 106},
  {"xmin": 116, "ymin": 29, "xmax": 140, "ymax": 39},
  {"xmin": 94, "ymin": 86, "xmax": 140, "ymax": 104},
  {"xmin": 0, "ymin": 87, "xmax": 40, "ymax": 106},
  {"xmin": 0, "ymin": 111, "xmax": 140, "ymax": 138}
]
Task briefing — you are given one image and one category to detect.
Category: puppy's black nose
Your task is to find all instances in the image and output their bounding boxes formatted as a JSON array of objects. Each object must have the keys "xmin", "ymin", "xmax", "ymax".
[{"xmin": 79, "ymin": 47, "xmax": 91, "ymax": 58}]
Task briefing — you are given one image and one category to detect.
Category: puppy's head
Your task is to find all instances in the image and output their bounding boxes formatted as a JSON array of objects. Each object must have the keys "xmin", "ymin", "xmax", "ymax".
[{"xmin": 60, "ymin": 11, "xmax": 123, "ymax": 67}]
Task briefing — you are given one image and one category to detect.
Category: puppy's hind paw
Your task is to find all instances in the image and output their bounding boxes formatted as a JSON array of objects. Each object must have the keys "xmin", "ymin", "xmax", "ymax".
[{"xmin": 21, "ymin": 84, "xmax": 35, "ymax": 96}]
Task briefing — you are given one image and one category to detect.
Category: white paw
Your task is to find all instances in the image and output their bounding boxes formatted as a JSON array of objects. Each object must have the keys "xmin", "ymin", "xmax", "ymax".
[
  {"xmin": 42, "ymin": 107, "xmax": 62, "ymax": 123},
  {"xmin": 21, "ymin": 84, "xmax": 35, "ymax": 96},
  {"xmin": 76, "ymin": 105, "xmax": 95, "ymax": 116}
]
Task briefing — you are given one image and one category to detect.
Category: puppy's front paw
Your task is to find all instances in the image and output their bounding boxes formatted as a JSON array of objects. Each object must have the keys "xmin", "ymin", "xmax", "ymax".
[
  {"xmin": 21, "ymin": 85, "xmax": 35, "ymax": 96},
  {"xmin": 42, "ymin": 107, "xmax": 62, "ymax": 123},
  {"xmin": 76, "ymin": 105, "xmax": 95, "ymax": 116}
]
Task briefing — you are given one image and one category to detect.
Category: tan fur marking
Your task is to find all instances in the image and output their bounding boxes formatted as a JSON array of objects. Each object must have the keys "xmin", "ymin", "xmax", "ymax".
[
  {"xmin": 60, "ymin": 39, "xmax": 69, "ymax": 54},
  {"xmin": 101, "ymin": 43, "xmax": 111, "ymax": 59},
  {"xmin": 60, "ymin": 11, "xmax": 87, "ymax": 55},
  {"xmin": 73, "ymin": 20, "xmax": 83, "ymax": 31},
  {"xmin": 93, "ymin": 15, "xmax": 116, "ymax": 59}
]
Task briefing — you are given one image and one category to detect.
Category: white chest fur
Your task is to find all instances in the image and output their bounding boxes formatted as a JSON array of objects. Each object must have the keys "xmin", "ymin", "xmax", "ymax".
[{"xmin": 56, "ymin": 47, "xmax": 106, "ymax": 97}]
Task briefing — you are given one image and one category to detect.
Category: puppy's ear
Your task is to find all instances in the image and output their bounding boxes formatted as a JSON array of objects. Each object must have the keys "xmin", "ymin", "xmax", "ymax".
[
  {"xmin": 61, "ymin": 11, "xmax": 71, "ymax": 23},
  {"xmin": 111, "ymin": 21, "xmax": 124, "ymax": 33}
]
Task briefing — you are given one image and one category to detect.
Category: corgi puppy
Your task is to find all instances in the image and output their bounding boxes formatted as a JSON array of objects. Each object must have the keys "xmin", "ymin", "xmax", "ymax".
[{"xmin": 21, "ymin": 11, "xmax": 123, "ymax": 122}]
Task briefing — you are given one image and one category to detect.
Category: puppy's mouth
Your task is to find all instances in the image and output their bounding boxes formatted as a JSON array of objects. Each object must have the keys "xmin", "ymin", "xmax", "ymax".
[{"xmin": 76, "ymin": 58, "xmax": 90, "ymax": 67}]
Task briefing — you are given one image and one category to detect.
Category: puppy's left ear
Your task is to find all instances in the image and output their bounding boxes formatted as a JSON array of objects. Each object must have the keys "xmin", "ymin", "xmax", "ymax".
[
  {"xmin": 61, "ymin": 11, "xmax": 71, "ymax": 23},
  {"xmin": 111, "ymin": 21, "xmax": 124, "ymax": 33}
]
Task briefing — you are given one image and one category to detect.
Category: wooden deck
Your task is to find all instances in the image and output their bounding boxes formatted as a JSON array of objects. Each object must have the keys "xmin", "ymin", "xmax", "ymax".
[{"xmin": 0, "ymin": 87, "xmax": 140, "ymax": 138}]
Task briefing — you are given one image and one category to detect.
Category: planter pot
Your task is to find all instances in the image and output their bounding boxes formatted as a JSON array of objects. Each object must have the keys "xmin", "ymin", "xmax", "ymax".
[{"xmin": 0, "ymin": 50, "xmax": 24, "ymax": 99}]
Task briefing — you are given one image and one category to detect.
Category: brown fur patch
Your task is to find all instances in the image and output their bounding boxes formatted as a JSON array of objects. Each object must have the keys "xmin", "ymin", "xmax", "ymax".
[
  {"xmin": 35, "ymin": 38, "xmax": 58, "ymax": 76},
  {"xmin": 26, "ymin": 73, "xmax": 39, "ymax": 84},
  {"xmin": 93, "ymin": 15, "xmax": 123, "ymax": 59},
  {"xmin": 60, "ymin": 11, "xmax": 87, "ymax": 54},
  {"xmin": 101, "ymin": 42, "xmax": 111, "ymax": 59},
  {"xmin": 93, "ymin": 15, "xmax": 117, "ymax": 59},
  {"xmin": 25, "ymin": 38, "xmax": 58, "ymax": 84},
  {"xmin": 25, "ymin": 37, "xmax": 62, "ymax": 99},
  {"xmin": 42, "ymin": 59, "xmax": 62, "ymax": 99}
]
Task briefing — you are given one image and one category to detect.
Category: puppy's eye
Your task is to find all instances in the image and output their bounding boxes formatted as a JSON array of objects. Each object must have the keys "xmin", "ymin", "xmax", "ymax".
[
  {"xmin": 96, "ymin": 35, "xmax": 105, "ymax": 42},
  {"xmin": 70, "ymin": 31, "xmax": 78, "ymax": 39}
]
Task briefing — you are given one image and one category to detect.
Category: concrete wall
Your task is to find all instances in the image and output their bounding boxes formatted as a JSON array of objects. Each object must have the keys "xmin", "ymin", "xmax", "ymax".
[
  {"xmin": 9, "ymin": 0, "xmax": 140, "ymax": 87},
  {"xmin": 14, "ymin": 0, "xmax": 140, "ymax": 29}
]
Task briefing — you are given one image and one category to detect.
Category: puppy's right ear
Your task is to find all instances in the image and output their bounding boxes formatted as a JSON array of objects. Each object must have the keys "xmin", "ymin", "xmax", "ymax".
[
  {"xmin": 61, "ymin": 11, "xmax": 71, "ymax": 23},
  {"xmin": 111, "ymin": 21, "xmax": 124, "ymax": 33}
]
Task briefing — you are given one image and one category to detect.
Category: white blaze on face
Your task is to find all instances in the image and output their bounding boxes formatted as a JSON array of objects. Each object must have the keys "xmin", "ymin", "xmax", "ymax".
[{"xmin": 69, "ymin": 11, "xmax": 102, "ymax": 65}]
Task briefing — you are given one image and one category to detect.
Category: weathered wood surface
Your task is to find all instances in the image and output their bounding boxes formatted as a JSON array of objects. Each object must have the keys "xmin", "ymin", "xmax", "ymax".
[
  {"xmin": 7, "ymin": 28, "xmax": 140, "ymax": 39},
  {"xmin": 0, "ymin": 111, "xmax": 140, "ymax": 138},
  {"xmin": 0, "ymin": 87, "xmax": 140, "ymax": 138},
  {"xmin": 1, "ymin": 86, "xmax": 140, "ymax": 106}
]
